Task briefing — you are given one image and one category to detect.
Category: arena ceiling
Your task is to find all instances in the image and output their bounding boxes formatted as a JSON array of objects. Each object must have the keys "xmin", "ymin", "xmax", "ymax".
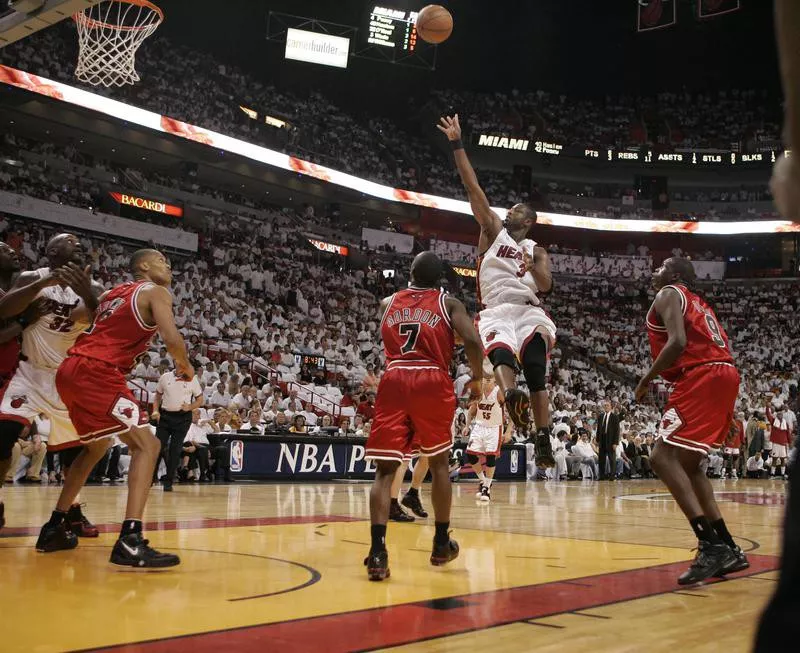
[{"xmin": 155, "ymin": 0, "xmax": 779, "ymax": 108}]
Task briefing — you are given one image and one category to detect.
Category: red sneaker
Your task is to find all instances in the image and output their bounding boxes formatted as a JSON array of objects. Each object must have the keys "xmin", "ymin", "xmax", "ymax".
[{"xmin": 67, "ymin": 504, "xmax": 99, "ymax": 538}]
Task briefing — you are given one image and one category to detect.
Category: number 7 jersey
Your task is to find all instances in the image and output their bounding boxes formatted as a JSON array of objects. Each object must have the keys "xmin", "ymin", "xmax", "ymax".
[
  {"xmin": 380, "ymin": 287, "xmax": 454, "ymax": 372},
  {"xmin": 645, "ymin": 283, "xmax": 734, "ymax": 382}
]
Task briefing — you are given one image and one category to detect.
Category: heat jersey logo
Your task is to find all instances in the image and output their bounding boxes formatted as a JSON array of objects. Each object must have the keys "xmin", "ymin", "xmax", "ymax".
[
  {"xmin": 9, "ymin": 394, "xmax": 27, "ymax": 409},
  {"xmin": 486, "ymin": 330, "xmax": 498, "ymax": 342}
]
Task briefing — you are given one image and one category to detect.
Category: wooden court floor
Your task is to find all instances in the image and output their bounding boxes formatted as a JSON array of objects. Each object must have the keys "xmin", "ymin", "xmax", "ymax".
[{"xmin": 0, "ymin": 479, "xmax": 786, "ymax": 653}]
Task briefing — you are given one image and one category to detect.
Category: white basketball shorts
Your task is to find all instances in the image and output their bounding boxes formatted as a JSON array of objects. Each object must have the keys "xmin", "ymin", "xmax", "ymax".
[
  {"xmin": 477, "ymin": 303, "xmax": 557, "ymax": 359},
  {"xmin": 466, "ymin": 424, "xmax": 503, "ymax": 456},
  {"xmin": 0, "ymin": 360, "xmax": 78, "ymax": 450},
  {"xmin": 771, "ymin": 444, "xmax": 788, "ymax": 459}
]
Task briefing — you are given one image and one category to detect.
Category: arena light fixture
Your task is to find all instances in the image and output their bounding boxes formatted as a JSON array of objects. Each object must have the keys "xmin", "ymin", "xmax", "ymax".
[{"xmin": 0, "ymin": 63, "xmax": 796, "ymax": 236}]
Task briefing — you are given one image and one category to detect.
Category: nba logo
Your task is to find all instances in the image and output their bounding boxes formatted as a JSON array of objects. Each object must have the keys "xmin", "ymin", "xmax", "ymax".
[
  {"xmin": 230, "ymin": 440, "xmax": 244, "ymax": 473},
  {"xmin": 510, "ymin": 450, "xmax": 519, "ymax": 474}
]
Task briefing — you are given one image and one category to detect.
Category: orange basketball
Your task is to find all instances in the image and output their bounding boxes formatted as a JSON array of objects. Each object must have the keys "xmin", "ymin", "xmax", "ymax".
[{"xmin": 415, "ymin": 5, "xmax": 453, "ymax": 44}]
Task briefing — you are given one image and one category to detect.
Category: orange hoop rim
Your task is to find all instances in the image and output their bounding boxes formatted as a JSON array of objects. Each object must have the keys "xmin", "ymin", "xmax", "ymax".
[{"xmin": 73, "ymin": 0, "xmax": 164, "ymax": 32}]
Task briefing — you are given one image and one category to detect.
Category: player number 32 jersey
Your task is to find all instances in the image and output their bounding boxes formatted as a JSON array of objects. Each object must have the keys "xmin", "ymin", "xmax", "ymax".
[{"xmin": 645, "ymin": 283, "xmax": 734, "ymax": 382}]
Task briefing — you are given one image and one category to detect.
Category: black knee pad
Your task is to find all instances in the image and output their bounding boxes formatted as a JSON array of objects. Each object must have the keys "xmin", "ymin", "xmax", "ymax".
[
  {"xmin": 60, "ymin": 446, "xmax": 84, "ymax": 468},
  {"xmin": 521, "ymin": 333, "xmax": 548, "ymax": 392},
  {"xmin": 485, "ymin": 455, "xmax": 497, "ymax": 468},
  {"xmin": 466, "ymin": 453, "xmax": 480, "ymax": 465},
  {"xmin": 488, "ymin": 347, "xmax": 517, "ymax": 372},
  {"xmin": 0, "ymin": 421, "xmax": 25, "ymax": 459}
]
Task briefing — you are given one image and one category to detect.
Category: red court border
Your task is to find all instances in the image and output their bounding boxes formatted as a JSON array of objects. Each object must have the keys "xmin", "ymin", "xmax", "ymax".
[
  {"xmin": 0, "ymin": 515, "xmax": 360, "ymax": 538},
  {"xmin": 79, "ymin": 554, "xmax": 779, "ymax": 653}
]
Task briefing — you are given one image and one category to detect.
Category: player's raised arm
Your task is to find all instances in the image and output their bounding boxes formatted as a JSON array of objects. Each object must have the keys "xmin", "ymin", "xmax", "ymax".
[
  {"xmin": 0, "ymin": 270, "xmax": 61, "ymax": 319},
  {"xmin": 445, "ymin": 296, "xmax": 483, "ymax": 397},
  {"xmin": 437, "ymin": 115, "xmax": 503, "ymax": 237},
  {"xmin": 142, "ymin": 284, "xmax": 193, "ymax": 380},
  {"xmin": 634, "ymin": 287, "xmax": 687, "ymax": 401}
]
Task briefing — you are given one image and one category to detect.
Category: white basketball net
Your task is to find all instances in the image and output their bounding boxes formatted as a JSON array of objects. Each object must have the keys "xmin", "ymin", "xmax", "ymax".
[{"xmin": 73, "ymin": 0, "xmax": 163, "ymax": 88}]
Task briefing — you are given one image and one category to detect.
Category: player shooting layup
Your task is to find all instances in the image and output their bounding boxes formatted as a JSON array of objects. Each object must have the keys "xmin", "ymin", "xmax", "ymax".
[{"xmin": 438, "ymin": 114, "xmax": 556, "ymax": 467}]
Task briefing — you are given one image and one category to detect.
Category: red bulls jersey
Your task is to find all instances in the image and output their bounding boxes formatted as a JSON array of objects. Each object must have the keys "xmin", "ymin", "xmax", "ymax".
[
  {"xmin": 69, "ymin": 281, "xmax": 158, "ymax": 372},
  {"xmin": 380, "ymin": 287, "xmax": 454, "ymax": 372},
  {"xmin": 646, "ymin": 284, "xmax": 734, "ymax": 382}
]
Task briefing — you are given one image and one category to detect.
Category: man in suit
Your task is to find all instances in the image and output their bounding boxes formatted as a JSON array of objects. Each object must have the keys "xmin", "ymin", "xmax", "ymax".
[{"xmin": 596, "ymin": 400, "xmax": 619, "ymax": 480}]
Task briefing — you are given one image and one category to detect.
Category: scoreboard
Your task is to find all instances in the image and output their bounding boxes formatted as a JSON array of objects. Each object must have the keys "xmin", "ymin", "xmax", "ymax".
[{"xmin": 367, "ymin": 6, "xmax": 419, "ymax": 52}]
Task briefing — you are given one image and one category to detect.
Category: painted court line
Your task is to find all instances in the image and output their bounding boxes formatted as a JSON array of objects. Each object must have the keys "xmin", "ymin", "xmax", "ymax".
[
  {"xmin": 78, "ymin": 554, "xmax": 779, "ymax": 653},
  {"xmin": 0, "ymin": 515, "xmax": 361, "ymax": 538}
]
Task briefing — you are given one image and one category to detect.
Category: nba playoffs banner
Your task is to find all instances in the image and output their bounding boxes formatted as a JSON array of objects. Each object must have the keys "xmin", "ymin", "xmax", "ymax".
[
  {"xmin": 225, "ymin": 434, "xmax": 526, "ymax": 480},
  {"xmin": 0, "ymin": 191, "xmax": 198, "ymax": 252},
  {"xmin": 1, "ymin": 64, "xmax": 796, "ymax": 236}
]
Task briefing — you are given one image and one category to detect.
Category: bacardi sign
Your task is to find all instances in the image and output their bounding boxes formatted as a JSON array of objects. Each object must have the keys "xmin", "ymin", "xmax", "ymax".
[
  {"xmin": 110, "ymin": 192, "xmax": 183, "ymax": 217},
  {"xmin": 308, "ymin": 238, "xmax": 349, "ymax": 256}
]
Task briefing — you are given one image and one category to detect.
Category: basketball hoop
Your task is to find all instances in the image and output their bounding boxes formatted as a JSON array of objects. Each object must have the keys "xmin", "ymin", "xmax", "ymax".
[{"xmin": 73, "ymin": 0, "xmax": 163, "ymax": 88}]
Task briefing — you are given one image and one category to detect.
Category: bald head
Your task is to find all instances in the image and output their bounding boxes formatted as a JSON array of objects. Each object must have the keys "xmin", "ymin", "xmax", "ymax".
[
  {"xmin": 46, "ymin": 233, "xmax": 83, "ymax": 267},
  {"xmin": 410, "ymin": 251, "xmax": 443, "ymax": 288}
]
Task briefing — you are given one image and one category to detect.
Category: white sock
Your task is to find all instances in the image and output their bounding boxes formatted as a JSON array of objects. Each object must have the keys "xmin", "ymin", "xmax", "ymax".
[
  {"xmin": 476, "ymin": 471, "xmax": 487, "ymax": 484},
  {"xmin": 485, "ymin": 476, "xmax": 493, "ymax": 488}
]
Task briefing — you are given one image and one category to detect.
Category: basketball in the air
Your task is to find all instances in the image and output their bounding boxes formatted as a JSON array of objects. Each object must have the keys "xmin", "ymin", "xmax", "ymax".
[{"xmin": 416, "ymin": 5, "xmax": 453, "ymax": 44}]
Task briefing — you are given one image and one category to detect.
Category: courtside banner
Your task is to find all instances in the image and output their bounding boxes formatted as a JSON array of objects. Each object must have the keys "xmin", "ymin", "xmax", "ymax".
[
  {"xmin": 110, "ymin": 192, "xmax": 183, "ymax": 217},
  {"xmin": 1, "ymin": 65, "xmax": 796, "ymax": 236}
]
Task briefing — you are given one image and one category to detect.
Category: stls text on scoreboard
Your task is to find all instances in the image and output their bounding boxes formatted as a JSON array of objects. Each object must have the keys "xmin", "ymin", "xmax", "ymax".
[{"xmin": 368, "ymin": 6, "xmax": 419, "ymax": 52}]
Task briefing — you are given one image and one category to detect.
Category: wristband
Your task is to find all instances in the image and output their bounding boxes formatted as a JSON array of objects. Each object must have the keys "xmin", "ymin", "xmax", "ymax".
[{"xmin": 450, "ymin": 139, "xmax": 464, "ymax": 151}]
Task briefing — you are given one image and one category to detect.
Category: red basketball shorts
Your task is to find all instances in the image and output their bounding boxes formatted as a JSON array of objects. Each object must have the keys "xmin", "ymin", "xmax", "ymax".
[
  {"xmin": 56, "ymin": 356, "xmax": 150, "ymax": 443},
  {"xmin": 657, "ymin": 362, "xmax": 740, "ymax": 455},
  {"xmin": 366, "ymin": 366, "xmax": 456, "ymax": 461}
]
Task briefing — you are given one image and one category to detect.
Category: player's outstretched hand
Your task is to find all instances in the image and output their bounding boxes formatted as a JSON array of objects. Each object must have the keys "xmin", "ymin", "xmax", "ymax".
[
  {"xmin": 466, "ymin": 377, "xmax": 481, "ymax": 400},
  {"xmin": 58, "ymin": 263, "xmax": 93, "ymax": 300},
  {"xmin": 634, "ymin": 377, "xmax": 649, "ymax": 403},
  {"xmin": 175, "ymin": 358, "xmax": 194, "ymax": 382},
  {"xmin": 771, "ymin": 154, "xmax": 800, "ymax": 222},
  {"xmin": 437, "ymin": 114, "xmax": 462, "ymax": 141}
]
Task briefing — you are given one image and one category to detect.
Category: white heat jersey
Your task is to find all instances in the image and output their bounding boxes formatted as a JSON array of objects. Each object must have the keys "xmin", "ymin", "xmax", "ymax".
[
  {"xmin": 21, "ymin": 268, "xmax": 89, "ymax": 370},
  {"xmin": 477, "ymin": 229, "xmax": 539, "ymax": 309},
  {"xmin": 474, "ymin": 386, "xmax": 503, "ymax": 428}
]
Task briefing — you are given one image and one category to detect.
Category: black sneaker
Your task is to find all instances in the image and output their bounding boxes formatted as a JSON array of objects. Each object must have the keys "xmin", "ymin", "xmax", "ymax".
[
  {"xmin": 479, "ymin": 485, "xmax": 491, "ymax": 502},
  {"xmin": 389, "ymin": 499, "xmax": 415, "ymax": 522},
  {"xmin": 36, "ymin": 522, "xmax": 79, "ymax": 553},
  {"xmin": 503, "ymin": 389, "xmax": 531, "ymax": 429},
  {"xmin": 534, "ymin": 428, "xmax": 555, "ymax": 468},
  {"xmin": 364, "ymin": 549, "xmax": 390, "ymax": 581},
  {"xmin": 0, "ymin": 502, "xmax": 4, "ymax": 531},
  {"xmin": 110, "ymin": 533, "xmax": 180, "ymax": 568},
  {"xmin": 678, "ymin": 541, "xmax": 737, "ymax": 585},
  {"xmin": 67, "ymin": 503, "xmax": 99, "ymax": 538},
  {"xmin": 716, "ymin": 546, "xmax": 750, "ymax": 576},
  {"xmin": 431, "ymin": 536, "xmax": 459, "ymax": 566},
  {"xmin": 401, "ymin": 491, "xmax": 428, "ymax": 518}
]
